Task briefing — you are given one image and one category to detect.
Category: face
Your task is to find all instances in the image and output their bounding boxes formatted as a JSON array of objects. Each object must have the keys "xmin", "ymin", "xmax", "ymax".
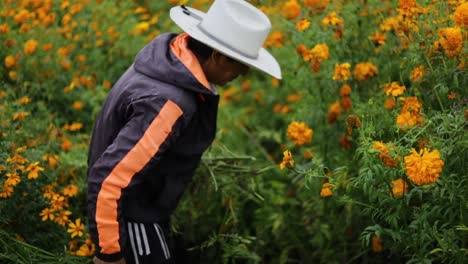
[{"xmin": 204, "ymin": 52, "xmax": 250, "ymax": 86}]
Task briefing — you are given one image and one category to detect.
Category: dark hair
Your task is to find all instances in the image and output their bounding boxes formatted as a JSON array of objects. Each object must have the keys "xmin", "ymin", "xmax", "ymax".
[{"xmin": 187, "ymin": 37, "xmax": 213, "ymax": 64}]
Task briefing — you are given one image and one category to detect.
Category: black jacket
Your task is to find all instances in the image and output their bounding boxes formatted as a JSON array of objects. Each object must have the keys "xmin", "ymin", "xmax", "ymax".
[{"xmin": 87, "ymin": 33, "xmax": 219, "ymax": 261}]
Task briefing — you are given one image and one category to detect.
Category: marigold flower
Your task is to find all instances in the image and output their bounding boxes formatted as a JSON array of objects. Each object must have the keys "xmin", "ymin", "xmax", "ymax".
[
  {"xmin": 287, "ymin": 121, "xmax": 313, "ymax": 146},
  {"xmin": 333, "ymin": 63, "xmax": 351, "ymax": 81},
  {"xmin": 397, "ymin": 112, "xmax": 424, "ymax": 129},
  {"xmin": 345, "ymin": 114, "xmax": 361, "ymax": 134},
  {"xmin": 320, "ymin": 183, "xmax": 334, "ymax": 197},
  {"xmin": 17, "ymin": 96, "xmax": 30, "ymax": 104},
  {"xmin": 72, "ymin": 101, "xmax": 84, "ymax": 110},
  {"xmin": 63, "ymin": 184, "xmax": 79, "ymax": 197},
  {"xmin": 340, "ymin": 96, "xmax": 352, "ymax": 112},
  {"xmin": 404, "ymin": 148, "xmax": 444, "ymax": 185},
  {"xmin": 310, "ymin": 43, "xmax": 329, "ymax": 62},
  {"xmin": 353, "ymin": 62, "xmax": 378, "ymax": 81},
  {"xmin": 4, "ymin": 55, "xmax": 16, "ymax": 68},
  {"xmin": 296, "ymin": 19, "xmax": 311, "ymax": 31},
  {"xmin": 282, "ymin": 0, "xmax": 301, "ymax": 20},
  {"xmin": 264, "ymin": 30, "xmax": 284, "ymax": 48},
  {"xmin": 40, "ymin": 208, "xmax": 56, "ymax": 221},
  {"xmin": 0, "ymin": 183, "xmax": 14, "ymax": 198},
  {"xmin": 303, "ymin": 0, "xmax": 329, "ymax": 10},
  {"xmin": 453, "ymin": 2, "xmax": 468, "ymax": 27},
  {"xmin": 0, "ymin": 24, "xmax": 10, "ymax": 34},
  {"xmin": 9, "ymin": 71, "xmax": 17, "ymax": 81},
  {"xmin": 68, "ymin": 218, "xmax": 85, "ymax": 238},
  {"xmin": 384, "ymin": 97, "xmax": 396, "ymax": 110},
  {"xmin": 339, "ymin": 84, "xmax": 352, "ymax": 96},
  {"xmin": 5, "ymin": 172, "xmax": 21, "ymax": 187},
  {"xmin": 372, "ymin": 236, "xmax": 382, "ymax": 252},
  {"xmin": 321, "ymin": 11, "xmax": 344, "ymax": 28},
  {"xmin": 279, "ymin": 150, "xmax": 295, "ymax": 170},
  {"xmin": 339, "ymin": 135, "xmax": 352, "ymax": 150},
  {"xmin": 327, "ymin": 101, "xmax": 341, "ymax": 124},
  {"xmin": 54, "ymin": 210, "xmax": 72, "ymax": 226},
  {"xmin": 76, "ymin": 243, "xmax": 95, "ymax": 257},
  {"xmin": 61, "ymin": 137, "xmax": 73, "ymax": 152},
  {"xmin": 303, "ymin": 149, "xmax": 313, "ymax": 160},
  {"xmin": 12, "ymin": 112, "xmax": 29, "ymax": 122},
  {"xmin": 134, "ymin": 22, "xmax": 150, "ymax": 35},
  {"xmin": 391, "ymin": 178, "xmax": 409, "ymax": 198},
  {"xmin": 42, "ymin": 154, "xmax": 59, "ymax": 169},
  {"xmin": 373, "ymin": 141, "xmax": 399, "ymax": 167},
  {"xmin": 24, "ymin": 39, "xmax": 38, "ymax": 55},
  {"xmin": 382, "ymin": 82, "xmax": 406, "ymax": 97},
  {"xmin": 369, "ymin": 31, "xmax": 386, "ymax": 46},
  {"xmin": 286, "ymin": 93, "xmax": 302, "ymax": 103},
  {"xmin": 400, "ymin": 96, "xmax": 423, "ymax": 114},
  {"xmin": 26, "ymin": 161, "xmax": 44, "ymax": 179},
  {"xmin": 437, "ymin": 27, "xmax": 463, "ymax": 57},
  {"xmin": 410, "ymin": 65, "xmax": 425, "ymax": 82},
  {"xmin": 448, "ymin": 92, "xmax": 457, "ymax": 100}
]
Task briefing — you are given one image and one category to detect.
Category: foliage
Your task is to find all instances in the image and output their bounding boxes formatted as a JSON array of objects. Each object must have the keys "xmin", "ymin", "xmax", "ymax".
[{"xmin": 0, "ymin": 0, "xmax": 466, "ymax": 263}]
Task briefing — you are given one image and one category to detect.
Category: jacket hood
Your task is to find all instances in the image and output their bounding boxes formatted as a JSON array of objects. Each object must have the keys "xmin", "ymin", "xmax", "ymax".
[{"xmin": 134, "ymin": 33, "xmax": 213, "ymax": 95}]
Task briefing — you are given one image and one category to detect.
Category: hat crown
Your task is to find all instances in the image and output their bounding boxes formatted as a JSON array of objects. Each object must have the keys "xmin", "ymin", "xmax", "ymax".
[{"xmin": 199, "ymin": 0, "xmax": 271, "ymax": 58}]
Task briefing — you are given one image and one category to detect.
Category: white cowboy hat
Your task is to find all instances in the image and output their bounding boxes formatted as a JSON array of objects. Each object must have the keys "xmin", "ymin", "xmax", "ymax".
[{"xmin": 170, "ymin": 0, "xmax": 282, "ymax": 79}]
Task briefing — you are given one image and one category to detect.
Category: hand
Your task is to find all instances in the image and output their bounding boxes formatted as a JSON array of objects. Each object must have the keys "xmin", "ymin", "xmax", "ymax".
[{"xmin": 93, "ymin": 256, "xmax": 126, "ymax": 264}]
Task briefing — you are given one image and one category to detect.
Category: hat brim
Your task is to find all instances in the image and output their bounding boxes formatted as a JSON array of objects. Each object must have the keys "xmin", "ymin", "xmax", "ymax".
[{"xmin": 170, "ymin": 6, "xmax": 282, "ymax": 79}]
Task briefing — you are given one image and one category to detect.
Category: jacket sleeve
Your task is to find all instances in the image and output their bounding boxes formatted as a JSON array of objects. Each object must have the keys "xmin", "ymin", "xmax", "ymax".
[{"xmin": 87, "ymin": 97, "xmax": 186, "ymax": 261}]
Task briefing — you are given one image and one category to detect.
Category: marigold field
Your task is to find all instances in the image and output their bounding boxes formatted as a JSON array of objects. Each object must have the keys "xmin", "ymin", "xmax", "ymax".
[{"xmin": 0, "ymin": 0, "xmax": 467, "ymax": 263}]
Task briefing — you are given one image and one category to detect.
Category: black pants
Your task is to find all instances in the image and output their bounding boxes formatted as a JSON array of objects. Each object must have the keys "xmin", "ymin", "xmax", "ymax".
[{"xmin": 123, "ymin": 221, "xmax": 174, "ymax": 264}]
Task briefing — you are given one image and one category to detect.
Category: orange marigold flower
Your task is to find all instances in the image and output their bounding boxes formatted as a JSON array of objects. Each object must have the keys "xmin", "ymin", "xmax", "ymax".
[
  {"xmin": 303, "ymin": 149, "xmax": 313, "ymax": 160},
  {"xmin": 353, "ymin": 62, "xmax": 378, "ymax": 81},
  {"xmin": 26, "ymin": 161, "xmax": 44, "ymax": 179},
  {"xmin": 372, "ymin": 141, "xmax": 399, "ymax": 167},
  {"xmin": 453, "ymin": 2, "xmax": 468, "ymax": 27},
  {"xmin": 42, "ymin": 154, "xmax": 59, "ymax": 169},
  {"xmin": 404, "ymin": 148, "xmax": 444, "ymax": 185},
  {"xmin": 73, "ymin": 101, "xmax": 84, "ymax": 110},
  {"xmin": 339, "ymin": 134, "xmax": 352, "ymax": 150},
  {"xmin": 264, "ymin": 30, "xmax": 284, "ymax": 48},
  {"xmin": 296, "ymin": 19, "xmax": 311, "ymax": 31},
  {"xmin": 55, "ymin": 210, "xmax": 72, "ymax": 226},
  {"xmin": 5, "ymin": 172, "xmax": 21, "ymax": 187},
  {"xmin": 321, "ymin": 11, "xmax": 344, "ymax": 28},
  {"xmin": 327, "ymin": 101, "xmax": 342, "ymax": 124},
  {"xmin": 384, "ymin": 97, "xmax": 396, "ymax": 110},
  {"xmin": 24, "ymin": 39, "xmax": 39, "ymax": 55},
  {"xmin": 310, "ymin": 43, "xmax": 329, "ymax": 62},
  {"xmin": 391, "ymin": 178, "xmax": 409, "ymax": 198},
  {"xmin": 320, "ymin": 182, "xmax": 334, "ymax": 197},
  {"xmin": 410, "ymin": 65, "xmax": 425, "ymax": 82},
  {"xmin": 287, "ymin": 121, "xmax": 313, "ymax": 146},
  {"xmin": 9, "ymin": 71, "xmax": 17, "ymax": 81},
  {"xmin": 0, "ymin": 24, "xmax": 10, "ymax": 34},
  {"xmin": 282, "ymin": 0, "xmax": 301, "ymax": 20},
  {"xmin": 296, "ymin": 44, "xmax": 312, "ymax": 62},
  {"xmin": 369, "ymin": 31, "xmax": 386, "ymax": 46},
  {"xmin": 400, "ymin": 96, "xmax": 423, "ymax": 114},
  {"xmin": 76, "ymin": 243, "xmax": 95, "ymax": 257},
  {"xmin": 333, "ymin": 63, "xmax": 351, "ymax": 81},
  {"xmin": 382, "ymin": 82, "xmax": 406, "ymax": 97},
  {"xmin": 4, "ymin": 55, "xmax": 16, "ymax": 68},
  {"xmin": 61, "ymin": 137, "xmax": 73, "ymax": 152},
  {"xmin": 396, "ymin": 112, "xmax": 425, "ymax": 130},
  {"xmin": 17, "ymin": 96, "xmax": 30, "ymax": 104},
  {"xmin": 345, "ymin": 114, "xmax": 361, "ymax": 134},
  {"xmin": 437, "ymin": 27, "xmax": 463, "ymax": 57},
  {"xmin": 63, "ymin": 184, "xmax": 78, "ymax": 197},
  {"xmin": 286, "ymin": 93, "xmax": 302, "ymax": 103},
  {"xmin": 340, "ymin": 96, "xmax": 352, "ymax": 111},
  {"xmin": 279, "ymin": 150, "xmax": 295, "ymax": 170},
  {"xmin": 68, "ymin": 218, "xmax": 85, "ymax": 238},
  {"xmin": 12, "ymin": 112, "xmax": 30, "ymax": 122},
  {"xmin": 339, "ymin": 84, "xmax": 352, "ymax": 96},
  {"xmin": 303, "ymin": 0, "xmax": 329, "ymax": 10},
  {"xmin": 372, "ymin": 236, "xmax": 382, "ymax": 252},
  {"xmin": 448, "ymin": 92, "xmax": 457, "ymax": 100},
  {"xmin": 40, "ymin": 208, "xmax": 56, "ymax": 221}
]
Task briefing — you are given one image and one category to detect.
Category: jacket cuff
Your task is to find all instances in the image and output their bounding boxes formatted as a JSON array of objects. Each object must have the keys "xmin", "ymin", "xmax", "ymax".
[{"xmin": 95, "ymin": 251, "xmax": 123, "ymax": 262}]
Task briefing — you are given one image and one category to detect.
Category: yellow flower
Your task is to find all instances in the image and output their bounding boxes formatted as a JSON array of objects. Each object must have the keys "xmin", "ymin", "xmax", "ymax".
[
  {"xmin": 67, "ymin": 218, "xmax": 85, "ymax": 238},
  {"xmin": 4, "ymin": 55, "xmax": 16, "ymax": 68},
  {"xmin": 320, "ymin": 183, "xmax": 334, "ymax": 197},
  {"xmin": 63, "ymin": 184, "xmax": 78, "ymax": 197},
  {"xmin": 0, "ymin": 24, "xmax": 10, "ymax": 34},
  {"xmin": 353, "ymin": 62, "xmax": 378, "ymax": 81},
  {"xmin": 303, "ymin": 0, "xmax": 329, "ymax": 10},
  {"xmin": 24, "ymin": 39, "xmax": 39, "ymax": 55},
  {"xmin": 134, "ymin": 22, "xmax": 150, "ymax": 35},
  {"xmin": 9, "ymin": 71, "xmax": 17, "ymax": 81},
  {"xmin": 391, "ymin": 178, "xmax": 409, "ymax": 198},
  {"xmin": 310, "ymin": 43, "xmax": 329, "ymax": 62},
  {"xmin": 437, "ymin": 27, "xmax": 463, "ymax": 57},
  {"xmin": 17, "ymin": 96, "xmax": 30, "ymax": 104},
  {"xmin": 321, "ymin": 12, "xmax": 344, "ymax": 28},
  {"xmin": 54, "ymin": 210, "xmax": 72, "ymax": 226},
  {"xmin": 384, "ymin": 97, "xmax": 396, "ymax": 110},
  {"xmin": 42, "ymin": 154, "xmax": 59, "ymax": 169},
  {"xmin": 453, "ymin": 2, "xmax": 468, "ymax": 27},
  {"xmin": 404, "ymin": 148, "xmax": 444, "ymax": 185},
  {"xmin": 40, "ymin": 208, "xmax": 56, "ymax": 221},
  {"xmin": 279, "ymin": 150, "xmax": 295, "ymax": 170},
  {"xmin": 369, "ymin": 31, "xmax": 386, "ymax": 46},
  {"xmin": 286, "ymin": 93, "xmax": 302, "ymax": 103},
  {"xmin": 26, "ymin": 162, "xmax": 44, "ymax": 180},
  {"xmin": 287, "ymin": 121, "xmax": 313, "ymax": 146},
  {"xmin": 410, "ymin": 65, "xmax": 425, "ymax": 82},
  {"xmin": 72, "ymin": 101, "xmax": 83, "ymax": 110},
  {"xmin": 333, "ymin": 63, "xmax": 351, "ymax": 81},
  {"xmin": 0, "ymin": 183, "xmax": 14, "ymax": 198},
  {"xmin": 400, "ymin": 96, "xmax": 423, "ymax": 114},
  {"xmin": 282, "ymin": 0, "xmax": 301, "ymax": 20},
  {"xmin": 295, "ymin": 19, "xmax": 310, "ymax": 31},
  {"xmin": 5, "ymin": 172, "xmax": 21, "ymax": 187},
  {"xmin": 382, "ymin": 82, "xmax": 406, "ymax": 97},
  {"xmin": 76, "ymin": 243, "xmax": 95, "ymax": 256}
]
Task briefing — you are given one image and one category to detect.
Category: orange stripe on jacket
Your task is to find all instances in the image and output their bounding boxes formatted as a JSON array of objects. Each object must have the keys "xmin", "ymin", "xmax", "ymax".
[
  {"xmin": 170, "ymin": 33, "xmax": 211, "ymax": 90},
  {"xmin": 95, "ymin": 100, "xmax": 183, "ymax": 254}
]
